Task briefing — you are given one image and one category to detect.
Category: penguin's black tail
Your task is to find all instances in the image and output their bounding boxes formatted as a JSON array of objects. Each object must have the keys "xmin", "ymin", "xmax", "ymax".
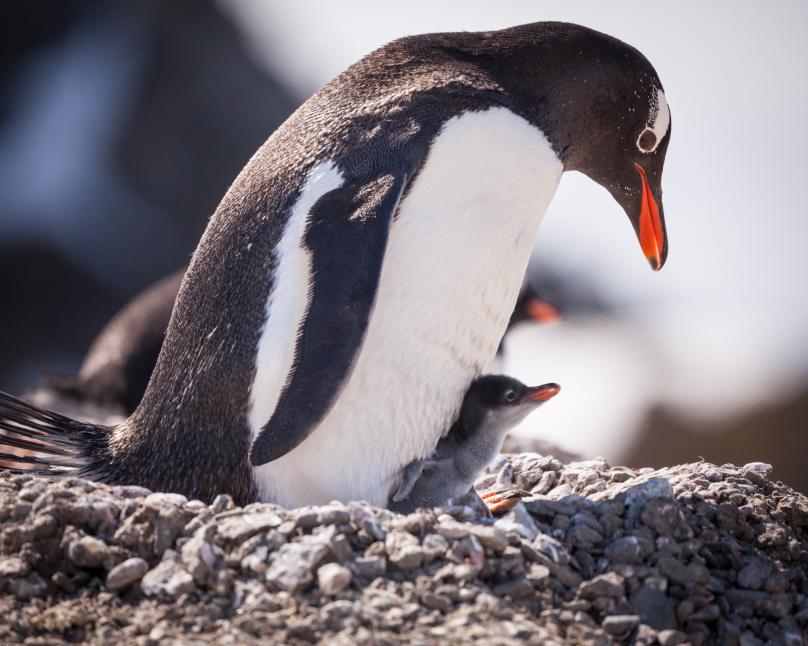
[{"xmin": 0, "ymin": 391, "xmax": 109, "ymax": 476}]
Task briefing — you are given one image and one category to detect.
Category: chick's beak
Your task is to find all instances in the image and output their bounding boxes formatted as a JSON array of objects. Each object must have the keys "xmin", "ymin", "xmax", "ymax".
[
  {"xmin": 523, "ymin": 383, "xmax": 561, "ymax": 403},
  {"xmin": 633, "ymin": 162, "xmax": 667, "ymax": 271}
]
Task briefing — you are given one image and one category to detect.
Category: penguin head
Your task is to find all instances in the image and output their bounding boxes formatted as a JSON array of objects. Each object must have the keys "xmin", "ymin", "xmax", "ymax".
[
  {"xmin": 463, "ymin": 375, "xmax": 560, "ymax": 434},
  {"xmin": 450, "ymin": 22, "xmax": 672, "ymax": 269}
]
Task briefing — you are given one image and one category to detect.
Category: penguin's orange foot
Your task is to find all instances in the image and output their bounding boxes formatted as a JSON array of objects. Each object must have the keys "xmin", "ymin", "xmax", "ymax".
[{"xmin": 479, "ymin": 488, "xmax": 530, "ymax": 514}]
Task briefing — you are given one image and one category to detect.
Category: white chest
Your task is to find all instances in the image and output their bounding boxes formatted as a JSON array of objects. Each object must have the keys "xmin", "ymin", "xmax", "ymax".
[{"xmin": 253, "ymin": 107, "xmax": 563, "ymax": 507}]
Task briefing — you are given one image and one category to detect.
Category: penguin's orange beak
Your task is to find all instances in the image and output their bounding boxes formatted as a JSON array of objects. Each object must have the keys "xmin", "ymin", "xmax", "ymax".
[
  {"xmin": 634, "ymin": 163, "xmax": 666, "ymax": 271},
  {"xmin": 524, "ymin": 383, "xmax": 561, "ymax": 402}
]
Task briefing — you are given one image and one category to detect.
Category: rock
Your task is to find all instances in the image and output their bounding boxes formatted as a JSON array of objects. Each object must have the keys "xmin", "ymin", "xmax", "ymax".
[
  {"xmin": 0, "ymin": 556, "xmax": 30, "ymax": 577},
  {"xmin": 494, "ymin": 503, "xmax": 540, "ymax": 540},
  {"xmin": 181, "ymin": 523, "xmax": 220, "ymax": 585},
  {"xmin": 657, "ymin": 629, "xmax": 689, "ymax": 646},
  {"xmin": 605, "ymin": 536, "xmax": 650, "ymax": 564},
  {"xmin": 629, "ymin": 586, "xmax": 677, "ymax": 630},
  {"xmin": 741, "ymin": 462, "xmax": 772, "ymax": 480},
  {"xmin": 210, "ymin": 493, "xmax": 234, "ymax": 513},
  {"xmin": 657, "ymin": 555, "xmax": 710, "ymax": 586},
  {"xmin": 468, "ymin": 525, "xmax": 508, "ymax": 552},
  {"xmin": 349, "ymin": 555, "xmax": 386, "ymax": 579},
  {"xmin": 8, "ymin": 573, "xmax": 48, "ymax": 600},
  {"xmin": 216, "ymin": 512, "xmax": 282, "ymax": 542},
  {"xmin": 141, "ymin": 560, "xmax": 195, "ymax": 598},
  {"xmin": 736, "ymin": 558, "xmax": 772, "ymax": 590},
  {"xmin": 67, "ymin": 535, "xmax": 110, "ymax": 568},
  {"xmin": 348, "ymin": 502, "xmax": 386, "ymax": 540},
  {"xmin": 106, "ymin": 557, "xmax": 149, "ymax": 591},
  {"xmin": 601, "ymin": 614, "xmax": 640, "ymax": 636},
  {"xmin": 317, "ymin": 503, "xmax": 350, "ymax": 526},
  {"xmin": 421, "ymin": 533, "xmax": 449, "ymax": 562},
  {"xmin": 640, "ymin": 497, "xmax": 692, "ymax": 539},
  {"xmin": 385, "ymin": 530, "xmax": 424, "ymax": 569},
  {"xmin": 625, "ymin": 477, "xmax": 674, "ymax": 517},
  {"xmin": 317, "ymin": 563, "xmax": 352, "ymax": 594},
  {"xmin": 578, "ymin": 572, "xmax": 625, "ymax": 599},
  {"xmin": 265, "ymin": 542, "xmax": 330, "ymax": 592}
]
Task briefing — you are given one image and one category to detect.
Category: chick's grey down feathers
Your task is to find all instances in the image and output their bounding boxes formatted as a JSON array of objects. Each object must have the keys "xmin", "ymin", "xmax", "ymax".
[{"xmin": 388, "ymin": 375, "xmax": 558, "ymax": 513}]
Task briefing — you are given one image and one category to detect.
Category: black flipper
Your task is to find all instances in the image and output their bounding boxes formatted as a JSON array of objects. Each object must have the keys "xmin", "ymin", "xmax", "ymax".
[
  {"xmin": 391, "ymin": 460, "xmax": 428, "ymax": 502},
  {"xmin": 0, "ymin": 391, "xmax": 110, "ymax": 475},
  {"xmin": 391, "ymin": 458, "xmax": 442, "ymax": 502},
  {"xmin": 249, "ymin": 170, "xmax": 409, "ymax": 466}
]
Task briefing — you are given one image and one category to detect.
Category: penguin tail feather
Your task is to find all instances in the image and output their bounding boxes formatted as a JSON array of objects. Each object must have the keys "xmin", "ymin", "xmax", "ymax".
[{"xmin": 0, "ymin": 391, "xmax": 109, "ymax": 477}]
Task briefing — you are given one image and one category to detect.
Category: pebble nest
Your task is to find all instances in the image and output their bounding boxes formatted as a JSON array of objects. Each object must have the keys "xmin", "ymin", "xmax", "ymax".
[{"xmin": 1, "ymin": 456, "xmax": 807, "ymax": 645}]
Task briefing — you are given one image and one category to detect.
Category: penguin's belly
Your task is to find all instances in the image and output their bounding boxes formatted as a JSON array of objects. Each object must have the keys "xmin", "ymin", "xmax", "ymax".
[{"xmin": 254, "ymin": 107, "xmax": 563, "ymax": 507}]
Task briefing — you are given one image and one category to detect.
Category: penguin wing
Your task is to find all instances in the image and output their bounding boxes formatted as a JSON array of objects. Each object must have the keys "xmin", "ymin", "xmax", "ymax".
[
  {"xmin": 391, "ymin": 460, "xmax": 428, "ymax": 502},
  {"xmin": 250, "ymin": 170, "xmax": 410, "ymax": 467}
]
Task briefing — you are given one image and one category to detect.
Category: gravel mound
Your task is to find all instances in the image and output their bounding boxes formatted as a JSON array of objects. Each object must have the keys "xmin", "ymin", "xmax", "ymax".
[{"xmin": 1, "ymin": 456, "xmax": 807, "ymax": 645}]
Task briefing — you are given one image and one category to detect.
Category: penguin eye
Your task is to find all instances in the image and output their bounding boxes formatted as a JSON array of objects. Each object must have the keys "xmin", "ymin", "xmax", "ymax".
[
  {"xmin": 637, "ymin": 128, "xmax": 657, "ymax": 153},
  {"xmin": 504, "ymin": 390, "xmax": 517, "ymax": 403}
]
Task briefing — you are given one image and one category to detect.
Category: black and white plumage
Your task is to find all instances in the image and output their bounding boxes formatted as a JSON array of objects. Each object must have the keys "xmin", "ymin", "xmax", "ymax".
[
  {"xmin": 0, "ymin": 22, "xmax": 671, "ymax": 506},
  {"xmin": 388, "ymin": 375, "xmax": 559, "ymax": 514}
]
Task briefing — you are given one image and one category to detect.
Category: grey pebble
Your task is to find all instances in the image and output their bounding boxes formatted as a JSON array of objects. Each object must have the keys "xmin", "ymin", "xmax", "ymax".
[{"xmin": 106, "ymin": 557, "xmax": 149, "ymax": 590}]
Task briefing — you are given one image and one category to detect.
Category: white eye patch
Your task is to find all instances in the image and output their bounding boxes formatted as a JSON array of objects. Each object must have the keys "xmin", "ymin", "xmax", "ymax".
[{"xmin": 636, "ymin": 88, "xmax": 670, "ymax": 153}]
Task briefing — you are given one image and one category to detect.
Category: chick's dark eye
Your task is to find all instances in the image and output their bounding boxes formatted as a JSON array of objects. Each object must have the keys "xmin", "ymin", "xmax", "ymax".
[
  {"xmin": 504, "ymin": 390, "xmax": 517, "ymax": 403},
  {"xmin": 638, "ymin": 129, "xmax": 657, "ymax": 152}
]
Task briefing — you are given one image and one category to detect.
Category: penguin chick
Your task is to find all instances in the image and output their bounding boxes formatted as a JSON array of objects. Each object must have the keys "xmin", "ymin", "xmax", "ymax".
[{"xmin": 388, "ymin": 376, "xmax": 559, "ymax": 513}]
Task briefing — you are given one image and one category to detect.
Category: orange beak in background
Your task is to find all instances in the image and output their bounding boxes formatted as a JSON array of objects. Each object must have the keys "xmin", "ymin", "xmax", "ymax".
[
  {"xmin": 524, "ymin": 383, "xmax": 561, "ymax": 402},
  {"xmin": 634, "ymin": 162, "xmax": 666, "ymax": 271},
  {"xmin": 526, "ymin": 298, "xmax": 562, "ymax": 323}
]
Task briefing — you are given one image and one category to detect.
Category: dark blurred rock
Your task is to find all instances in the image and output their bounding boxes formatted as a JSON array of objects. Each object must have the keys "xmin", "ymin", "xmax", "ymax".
[
  {"xmin": 0, "ymin": 0, "xmax": 296, "ymax": 394},
  {"xmin": 626, "ymin": 384, "xmax": 808, "ymax": 494}
]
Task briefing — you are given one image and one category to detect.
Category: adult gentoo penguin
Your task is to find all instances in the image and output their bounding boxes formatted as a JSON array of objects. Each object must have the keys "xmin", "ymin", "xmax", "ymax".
[{"xmin": 0, "ymin": 22, "xmax": 671, "ymax": 507}]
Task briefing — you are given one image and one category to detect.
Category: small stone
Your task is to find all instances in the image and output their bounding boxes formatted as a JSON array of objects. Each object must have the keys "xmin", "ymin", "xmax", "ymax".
[
  {"xmin": 641, "ymin": 498, "xmax": 692, "ymax": 539},
  {"xmin": 568, "ymin": 523, "xmax": 603, "ymax": 546},
  {"xmin": 629, "ymin": 586, "xmax": 677, "ymax": 630},
  {"xmin": 141, "ymin": 560, "xmax": 196, "ymax": 597},
  {"xmin": 9, "ymin": 573, "xmax": 48, "ymax": 600},
  {"xmin": 625, "ymin": 477, "xmax": 673, "ymax": 516},
  {"xmin": 211, "ymin": 493, "xmax": 234, "ymax": 512},
  {"xmin": 494, "ymin": 503, "xmax": 539, "ymax": 540},
  {"xmin": 385, "ymin": 530, "xmax": 424, "ymax": 570},
  {"xmin": 658, "ymin": 629, "xmax": 688, "ymax": 646},
  {"xmin": 737, "ymin": 558, "xmax": 772, "ymax": 590},
  {"xmin": 468, "ymin": 525, "xmax": 508, "ymax": 552},
  {"xmin": 578, "ymin": 572, "xmax": 625, "ymax": 599},
  {"xmin": 601, "ymin": 614, "xmax": 640, "ymax": 636},
  {"xmin": 217, "ymin": 512, "xmax": 283, "ymax": 542},
  {"xmin": 317, "ymin": 503, "xmax": 350, "ymax": 525},
  {"xmin": 106, "ymin": 557, "xmax": 149, "ymax": 591},
  {"xmin": 421, "ymin": 533, "xmax": 449, "ymax": 562},
  {"xmin": 434, "ymin": 520, "xmax": 469, "ymax": 540},
  {"xmin": 317, "ymin": 563, "xmax": 351, "ymax": 594},
  {"xmin": 265, "ymin": 542, "xmax": 330, "ymax": 592},
  {"xmin": 742, "ymin": 462, "xmax": 772, "ymax": 478},
  {"xmin": 605, "ymin": 536, "xmax": 649, "ymax": 564},
  {"xmin": 0, "ymin": 556, "xmax": 30, "ymax": 578},
  {"xmin": 763, "ymin": 571, "xmax": 789, "ymax": 593},
  {"xmin": 421, "ymin": 592, "xmax": 452, "ymax": 612},
  {"xmin": 67, "ymin": 535, "xmax": 110, "ymax": 569},
  {"xmin": 657, "ymin": 555, "xmax": 709, "ymax": 586},
  {"xmin": 349, "ymin": 555, "xmax": 386, "ymax": 579},
  {"xmin": 348, "ymin": 502, "xmax": 386, "ymax": 540}
]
